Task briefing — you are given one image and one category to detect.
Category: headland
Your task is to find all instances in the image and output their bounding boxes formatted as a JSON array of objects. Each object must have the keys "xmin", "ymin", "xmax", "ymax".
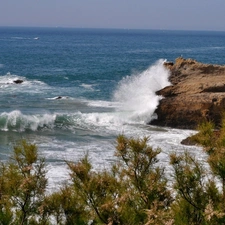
[{"xmin": 151, "ymin": 57, "xmax": 225, "ymax": 129}]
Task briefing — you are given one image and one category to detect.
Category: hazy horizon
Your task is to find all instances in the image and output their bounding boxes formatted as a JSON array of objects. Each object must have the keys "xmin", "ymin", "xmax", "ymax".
[
  {"xmin": 1, "ymin": 1, "xmax": 225, "ymax": 32},
  {"xmin": 1, "ymin": 26, "xmax": 225, "ymax": 33}
]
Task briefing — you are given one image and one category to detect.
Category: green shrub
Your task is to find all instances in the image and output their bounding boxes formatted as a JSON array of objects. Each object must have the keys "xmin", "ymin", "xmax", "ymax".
[
  {"xmin": 61, "ymin": 135, "xmax": 173, "ymax": 224},
  {"xmin": 0, "ymin": 140, "xmax": 47, "ymax": 225},
  {"xmin": 170, "ymin": 151, "xmax": 225, "ymax": 225}
]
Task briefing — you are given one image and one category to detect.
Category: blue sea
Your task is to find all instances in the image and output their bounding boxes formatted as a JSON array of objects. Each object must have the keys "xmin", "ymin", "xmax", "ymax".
[{"xmin": 1, "ymin": 27, "xmax": 225, "ymax": 189}]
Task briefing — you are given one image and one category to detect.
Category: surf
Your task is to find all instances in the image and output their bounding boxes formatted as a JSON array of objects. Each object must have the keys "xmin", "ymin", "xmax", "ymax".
[{"xmin": 0, "ymin": 60, "xmax": 171, "ymax": 133}]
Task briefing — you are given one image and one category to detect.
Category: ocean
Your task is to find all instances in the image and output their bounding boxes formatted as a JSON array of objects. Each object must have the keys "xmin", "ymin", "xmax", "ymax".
[{"xmin": 1, "ymin": 27, "xmax": 225, "ymax": 190}]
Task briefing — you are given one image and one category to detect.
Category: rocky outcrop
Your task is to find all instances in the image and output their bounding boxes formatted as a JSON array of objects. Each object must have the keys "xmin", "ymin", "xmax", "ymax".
[
  {"xmin": 150, "ymin": 57, "xmax": 225, "ymax": 129},
  {"xmin": 13, "ymin": 79, "xmax": 23, "ymax": 84}
]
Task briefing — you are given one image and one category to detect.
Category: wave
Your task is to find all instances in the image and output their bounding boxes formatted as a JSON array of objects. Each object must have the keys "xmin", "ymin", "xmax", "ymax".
[
  {"xmin": 112, "ymin": 59, "xmax": 170, "ymax": 123},
  {"xmin": 0, "ymin": 60, "xmax": 171, "ymax": 132},
  {"xmin": 0, "ymin": 111, "xmax": 56, "ymax": 132},
  {"xmin": 0, "ymin": 110, "xmax": 125, "ymax": 133},
  {"xmin": 0, "ymin": 109, "xmax": 156, "ymax": 134},
  {"xmin": 11, "ymin": 37, "xmax": 34, "ymax": 40}
]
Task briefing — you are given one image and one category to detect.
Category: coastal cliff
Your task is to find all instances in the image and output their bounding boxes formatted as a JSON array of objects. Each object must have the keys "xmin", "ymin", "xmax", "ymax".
[{"xmin": 150, "ymin": 57, "xmax": 225, "ymax": 129}]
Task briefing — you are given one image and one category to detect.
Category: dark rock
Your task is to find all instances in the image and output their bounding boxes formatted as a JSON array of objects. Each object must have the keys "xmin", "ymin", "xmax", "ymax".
[{"xmin": 13, "ymin": 79, "xmax": 23, "ymax": 84}]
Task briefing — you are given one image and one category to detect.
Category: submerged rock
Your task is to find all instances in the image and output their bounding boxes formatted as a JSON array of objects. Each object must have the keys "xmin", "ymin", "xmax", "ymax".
[
  {"xmin": 13, "ymin": 79, "xmax": 23, "ymax": 84},
  {"xmin": 151, "ymin": 57, "xmax": 225, "ymax": 129}
]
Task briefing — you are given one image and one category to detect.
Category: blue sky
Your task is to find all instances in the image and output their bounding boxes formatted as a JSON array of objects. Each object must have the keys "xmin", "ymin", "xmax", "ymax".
[{"xmin": 1, "ymin": 0, "xmax": 225, "ymax": 31}]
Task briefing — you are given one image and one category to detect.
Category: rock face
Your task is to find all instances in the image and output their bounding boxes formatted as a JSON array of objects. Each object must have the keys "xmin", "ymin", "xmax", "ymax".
[{"xmin": 150, "ymin": 57, "xmax": 225, "ymax": 129}]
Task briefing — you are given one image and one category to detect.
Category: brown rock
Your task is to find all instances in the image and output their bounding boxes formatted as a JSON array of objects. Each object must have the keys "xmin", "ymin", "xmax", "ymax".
[{"xmin": 151, "ymin": 57, "xmax": 225, "ymax": 129}]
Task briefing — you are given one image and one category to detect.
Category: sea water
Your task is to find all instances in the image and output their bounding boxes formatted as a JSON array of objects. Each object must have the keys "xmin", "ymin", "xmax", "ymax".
[{"xmin": 0, "ymin": 27, "xmax": 225, "ymax": 190}]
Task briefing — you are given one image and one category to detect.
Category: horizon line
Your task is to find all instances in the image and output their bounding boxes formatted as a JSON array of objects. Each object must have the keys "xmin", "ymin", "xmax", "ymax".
[{"xmin": 0, "ymin": 25, "xmax": 225, "ymax": 33}]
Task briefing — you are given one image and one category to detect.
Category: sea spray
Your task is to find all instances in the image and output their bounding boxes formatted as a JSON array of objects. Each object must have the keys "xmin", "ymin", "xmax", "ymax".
[{"xmin": 113, "ymin": 59, "xmax": 170, "ymax": 123}]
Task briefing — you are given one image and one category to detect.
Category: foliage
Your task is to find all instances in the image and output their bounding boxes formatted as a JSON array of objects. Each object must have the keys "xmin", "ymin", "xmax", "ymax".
[
  {"xmin": 191, "ymin": 115, "xmax": 225, "ymax": 199},
  {"xmin": 0, "ymin": 137, "xmax": 172, "ymax": 224},
  {"xmin": 173, "ymin": 114, "xmax": 225, "ymax": 224},
  {"xmin": 2, "ymin": 125, "xmax": 225, "ymax": 224},
  {"xmin": 0, "ymin": 140, "xmax": 47, "ymax": 225},
  {"xmin": 170, "ymin": 151, "xmax": 224, "ymax": 225},
  {"xmin": 114, "ymin": 135, "xmax": 172, "ymax": 224},
  {"xmin": 43, "ymin": 185, "xmax": 87, "ymax": 225},
  {"xmin": 191, "ymin": 121, "xmax": 215, "ymax": 149},
  {"xmin": 62, "ymin": 135, "xmax": 172, "ymax": 224}
]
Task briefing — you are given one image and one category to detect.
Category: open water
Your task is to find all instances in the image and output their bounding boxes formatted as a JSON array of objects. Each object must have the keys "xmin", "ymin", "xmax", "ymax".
[{"xmin": 1, "ymin": 27, "xmax": 225, "ymax": 189}]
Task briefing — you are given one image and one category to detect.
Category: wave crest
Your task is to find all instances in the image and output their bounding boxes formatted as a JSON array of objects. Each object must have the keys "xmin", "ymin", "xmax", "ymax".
[{"xmin": 0, "ymin": 111, "xmax": 56, "ymax": 132}]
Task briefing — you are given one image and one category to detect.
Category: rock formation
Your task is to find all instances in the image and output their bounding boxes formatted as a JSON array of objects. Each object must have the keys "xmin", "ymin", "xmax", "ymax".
[{"xmin": 150, "ymin": 57, "xmax": 225, "ymax": 129}]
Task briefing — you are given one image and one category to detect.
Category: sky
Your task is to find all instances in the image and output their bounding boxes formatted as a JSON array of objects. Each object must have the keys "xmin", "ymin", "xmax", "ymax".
[{"xmin": 0, "ymin": 0, "xmax": 225, "ymax": 31}]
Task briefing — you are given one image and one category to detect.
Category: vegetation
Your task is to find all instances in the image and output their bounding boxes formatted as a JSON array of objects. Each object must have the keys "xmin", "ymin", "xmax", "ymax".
[
  {"xmin": 0, "ymin": 140, "xmax": 47, "ymax": 225},
  {"xmin": 1, "ymin": 118, "xmax": 225, "ymax": 224}
]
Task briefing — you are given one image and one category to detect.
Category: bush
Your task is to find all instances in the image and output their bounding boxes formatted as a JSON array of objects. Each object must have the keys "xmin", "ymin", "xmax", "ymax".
[
  {"xmin": 63, "ymin": 135, "xmax": 172, "ymax": 224},
  {"xmin": 172, "ymin": 114, "xmax": 225, "ymax": 225},
  {"xmin": 0, "ymin": 140, "xmax": 47, "ymax": 225},
  {"xmin": 2, "ymin": 128, "xmax": 225, "ymax": 224}
]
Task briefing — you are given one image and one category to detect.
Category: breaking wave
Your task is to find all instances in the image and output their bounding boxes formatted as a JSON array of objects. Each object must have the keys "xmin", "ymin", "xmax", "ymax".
[
  {"xmin": 113, "ymin": 59, "xmax": 171, "ymax": 123},
  {"xmin": 0, "ymin": 111, "xmax": 56, "ymax": 132},
  {"xmin": 0, "ymin": 110, "xmax": 131, "ymax": 133}
]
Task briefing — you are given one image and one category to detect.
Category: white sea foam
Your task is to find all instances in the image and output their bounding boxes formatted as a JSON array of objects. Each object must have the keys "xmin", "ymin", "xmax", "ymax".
[
  {"xmin": 11, "ymin": 36, "xmax": 32, "ymax": 40},
  {"xmin": 87, "ymin": 100, "xmax": 119, "ymax": 108},
  {"xmin": 0, "ymin": 74, "xmax": 49, "ymax": 93},
  {"xmin": 42, "ymin": 138, "xmax": 117, "ymax": 191},
  {"xmin": 80, "ymin": 83, "xmax": 95, "ymax": 90},
  {"xmin": 113, "ymin": 59, "xmax": 171, "ymax": 123},
  {"xmin": 0, "ymin": 74, "xmax": 25, "ymax": 85},
  {"xmin": 40, "ymin": 125, "xmax": 201, "ymax": 191},
  {"xmin": 48, "ymin": 96, "xmax": 70, "ymax": 100}
]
